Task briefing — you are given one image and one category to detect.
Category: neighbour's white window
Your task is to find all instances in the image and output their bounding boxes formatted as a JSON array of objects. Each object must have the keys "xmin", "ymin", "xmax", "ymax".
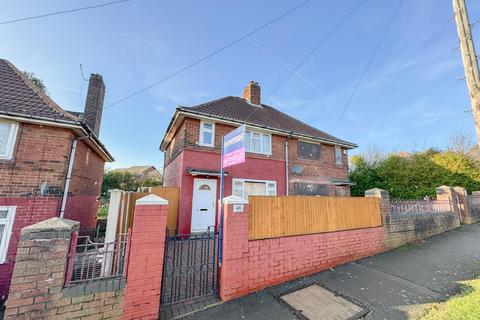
[
  {"xmin": 232, "ymin": 179, "xmax": 276, "ymax": 200},
  {"xmin": 245, "ymin": 130, "xmax": 271, "ymax": 154},
  {"xmin": 199, "ymin": 121, "xmax": 215, "ymax": 147},
  {"xmin": 0, "ymin": 121, "xmax": 18, "ymax": 160},
  {"xmin": 335, "ymin": 146, "xmax": 343, "ymax": 165},
  {"xmin": 0, "ymin": 206, "xmax": 16, "ymax": 264}
]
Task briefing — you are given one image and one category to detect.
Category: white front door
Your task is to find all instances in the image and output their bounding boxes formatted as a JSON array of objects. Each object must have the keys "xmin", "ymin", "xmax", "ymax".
[{"xmin": 191, "ymin": 179, "xmax": 217, "ymax": 232}]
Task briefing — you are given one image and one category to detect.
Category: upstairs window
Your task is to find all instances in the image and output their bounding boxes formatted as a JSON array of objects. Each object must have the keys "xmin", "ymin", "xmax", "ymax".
[
  {"xmin": 245, "ymin": 130, "xmax": 271, "ymax": 154},
  {"xmin": 335, "ymin": 146, "xmax": 343, "ymax": 165},
  {"xmin": 0, "ymin": 206, "xmax": 16, "ymax": 264},
  {"xmin": 0, "ymin": 121, "xmax": 18, "ymax": 160},
  {"xmin": 199, "ymin": 121, "xmax": 215, "ymax": 147},
  {"xmin": 297, "ymin": 141, "xmax": 322, "ymax": 161}
]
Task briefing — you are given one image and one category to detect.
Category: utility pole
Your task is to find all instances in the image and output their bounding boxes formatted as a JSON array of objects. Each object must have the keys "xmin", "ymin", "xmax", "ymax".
[{"xmin": 453, "ymin": 0, "xmax": 480, "ymax": 146}]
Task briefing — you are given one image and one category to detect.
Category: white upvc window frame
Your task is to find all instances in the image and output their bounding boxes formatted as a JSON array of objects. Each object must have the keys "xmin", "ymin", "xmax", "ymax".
[
  {"xmin": 0, "ymin": 206, "xmax": 16, "ymax": 264},
  {"xmin": 0, "ymin": 120, "xmax": 19, "ymax": 160},
  {"xmin": 334, "ymin": 145, "xmax": 343, "ymax": 165},
  {"xmin": 245, "ymin": 130, "xmax": 271, "ymax": 155},
  {"xmin": 199, "ymin": 121, "xmax": 215, "ymax": 147},
  {"xmin": 232, "ymin": 178, "xmax": 277, "ymax": 200}
]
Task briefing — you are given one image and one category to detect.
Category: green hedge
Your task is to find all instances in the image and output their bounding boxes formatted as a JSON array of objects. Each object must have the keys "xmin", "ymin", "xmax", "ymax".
[{"xmin": 350, "ymin": 149, "xmax": 480, "ymax": 199}]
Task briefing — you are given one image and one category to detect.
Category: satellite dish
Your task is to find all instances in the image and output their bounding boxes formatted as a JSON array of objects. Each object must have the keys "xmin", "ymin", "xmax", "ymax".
[{"xmin": 291, "ymin": 165, "xmax": 303, "ymax": 174}]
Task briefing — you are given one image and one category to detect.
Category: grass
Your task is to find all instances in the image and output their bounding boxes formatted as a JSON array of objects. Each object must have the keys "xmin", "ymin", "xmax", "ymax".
[{"xmin": 418, "ymin": 278, "xmax": 480, "ymax": 320}]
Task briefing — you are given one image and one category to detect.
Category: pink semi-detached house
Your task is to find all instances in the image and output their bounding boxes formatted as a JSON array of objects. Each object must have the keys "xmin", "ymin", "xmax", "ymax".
[
  {"xmin": 0, "ymin": 59, "xmax": 113, "ymax": 303},
  {"xmin": 160, "ymin": 81, "xmax": 357, "ymax": 235}
]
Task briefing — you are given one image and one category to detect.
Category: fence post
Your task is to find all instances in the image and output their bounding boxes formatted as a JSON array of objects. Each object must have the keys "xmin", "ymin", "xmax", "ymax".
[
  {"xmin": 365, "ymin": 188, "xmax": 390, "ymax": 225},
  {"xmin": 453, "ymin": 186, "xmax": 476, "ymax": 224},
  {"xmin": 123, "ymin": 194, "xmax": 168, "ymax": 320},
  {"xmin": 4, "ymin": 218, "xmax": 79, "ymax": 319},
  {"xmin": 436, "ymin": 186, "xmax": 462, "ymax": 224},
  {"xmin": 219, "ymin": 195, "xmax": 249, "ymax": 301}
]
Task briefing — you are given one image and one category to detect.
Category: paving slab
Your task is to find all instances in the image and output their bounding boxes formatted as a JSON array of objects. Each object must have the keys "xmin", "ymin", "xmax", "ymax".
[{"xmin": 186, "ymin": 223, "xmax": 480, "ymax": 320}]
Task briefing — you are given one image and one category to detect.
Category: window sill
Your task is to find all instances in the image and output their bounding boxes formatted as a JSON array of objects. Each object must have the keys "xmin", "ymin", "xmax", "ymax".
[{"xmin": 246, "ymin": 151, "xmax": 272, "ymax": 156}]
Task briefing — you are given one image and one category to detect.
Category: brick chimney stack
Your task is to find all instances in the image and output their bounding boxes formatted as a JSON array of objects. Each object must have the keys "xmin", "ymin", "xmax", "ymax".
[
  {"xmin": 243, "ymin": 81, "xmax": 261, "ymax": 105},
  {"xmin": 84, "ymin": 74, "xmax": 105, "ymax": 137}
]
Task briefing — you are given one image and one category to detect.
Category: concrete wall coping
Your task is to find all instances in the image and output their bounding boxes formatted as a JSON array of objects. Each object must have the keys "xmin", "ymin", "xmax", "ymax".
[
  {"xmin": 223, "ymin": 195, "xmax": 249, "ymax": 205},
  {"xmin": 365, "ymin": 188, "xmax": 388, "ymax": 197},
  {"xmin": 136, "ymin": 194, "xmax": 168, "ymax": 206},
  {"xmin": 21, "ymin": 217, "xmax": 79, "ymax": 234}
]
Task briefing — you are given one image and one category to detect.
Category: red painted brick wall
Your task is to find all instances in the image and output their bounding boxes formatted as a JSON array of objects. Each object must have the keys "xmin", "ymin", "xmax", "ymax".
[
  {"xmin": 220, "ymin": 203, "xmax": 384, "ymax": 301},
  {"xmin": 124, "ymin": 201, "xmax": 168, "ymax": 319},
  {"xmin": 0, "ymin": 123, "xmax": 105, "ymax": 302}
]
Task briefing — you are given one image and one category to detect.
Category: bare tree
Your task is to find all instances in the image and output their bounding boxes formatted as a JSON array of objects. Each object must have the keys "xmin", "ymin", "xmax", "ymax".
[{"xmin": 447, "ymin": 131, "xmax": 476, "ymax": 155}]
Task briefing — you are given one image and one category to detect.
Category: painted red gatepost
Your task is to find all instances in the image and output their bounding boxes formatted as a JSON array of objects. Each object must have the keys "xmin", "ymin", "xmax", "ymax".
[{"xmin": 123, "ymin": 194, "xmax": 169, "ymax": 320}]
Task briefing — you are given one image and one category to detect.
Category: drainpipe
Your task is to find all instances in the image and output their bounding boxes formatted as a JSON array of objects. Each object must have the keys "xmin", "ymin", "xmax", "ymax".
[
  {"xmin": 285, "ymin": 133, "xmax": 292, "ymax": 196},
  {"xmin": 59, "ymin": 135, "xmax": 89, "ymax": 219}
]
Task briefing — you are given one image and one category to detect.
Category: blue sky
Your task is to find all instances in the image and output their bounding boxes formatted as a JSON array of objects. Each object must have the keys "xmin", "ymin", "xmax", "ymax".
[{"xmin": 1, "ymin": 0, "xmax": 479, "ymax": 170}]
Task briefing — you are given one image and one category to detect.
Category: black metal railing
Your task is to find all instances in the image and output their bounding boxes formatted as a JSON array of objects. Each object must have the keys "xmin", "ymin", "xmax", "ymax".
[
  {"xmin": 65, "ymin": 232, "xmax": 129, "ymax": 285},
  {"xmin": 390, "ymin": 199, "xmax": 453, "ymax": 214}
]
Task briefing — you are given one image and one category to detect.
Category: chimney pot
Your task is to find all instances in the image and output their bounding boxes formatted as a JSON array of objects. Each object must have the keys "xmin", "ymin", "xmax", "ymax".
[
  {"xmin": 242, "ymin": 81, "xmax": 261, "ymax": 105},
  {"xmin": 84, "ymin": 74, "xmax": 105, "ymax": 136}
]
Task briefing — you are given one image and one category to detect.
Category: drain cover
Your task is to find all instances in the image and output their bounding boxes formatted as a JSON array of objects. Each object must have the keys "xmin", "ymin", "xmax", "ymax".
[{"xmin": 280, "ymin": 284, "xmax": 367, "ymax": 320}]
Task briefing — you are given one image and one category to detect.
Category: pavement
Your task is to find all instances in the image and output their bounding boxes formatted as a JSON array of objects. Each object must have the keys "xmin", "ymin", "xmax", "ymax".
[{"xmin": 185, "ymin": 223, "xmax": 480, "ymax": 320}]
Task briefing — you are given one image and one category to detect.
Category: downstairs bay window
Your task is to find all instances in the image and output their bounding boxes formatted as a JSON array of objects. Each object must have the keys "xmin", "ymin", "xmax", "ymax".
[
  {"xmin": 232, "ymin": 179, "xmax": 277, "ymax": 200},
  {"xmin": 0, "ymin": 206, "xmax": 16, "ymax": 264}
]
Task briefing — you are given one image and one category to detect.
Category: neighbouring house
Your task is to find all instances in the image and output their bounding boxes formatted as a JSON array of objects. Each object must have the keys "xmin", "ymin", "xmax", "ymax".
[
  {"xmin": 160, "ymin": 81, "xmax": 357, "ymax": 234},
  {"xmin": 0, "ymin": 59, "xmax": 113, "ymax": 303},
  {"xmin": 112, "ymin": 165, "xmax": 162, "ymax": 182}
]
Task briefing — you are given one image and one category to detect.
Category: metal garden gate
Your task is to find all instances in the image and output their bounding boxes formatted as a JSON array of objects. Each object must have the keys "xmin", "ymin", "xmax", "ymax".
[{"xmin": 160, "ymin": 227, "xmax": 219, "ymax": 308}]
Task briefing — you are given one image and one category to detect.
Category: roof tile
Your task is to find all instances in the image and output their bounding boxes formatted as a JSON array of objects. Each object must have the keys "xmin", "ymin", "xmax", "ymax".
[{"xmin": 180, "ymin": 96, "xmax": 355, "ymax": 146}]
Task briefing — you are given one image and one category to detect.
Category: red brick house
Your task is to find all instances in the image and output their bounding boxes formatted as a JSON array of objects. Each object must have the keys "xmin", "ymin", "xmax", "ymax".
[
  {"xmin": 161, "ymin": 81, "xmax": 357, "ymax": 235},
  {"xmin": 0, "ymin": 59, "xmax": 113, "ymax": 302}
]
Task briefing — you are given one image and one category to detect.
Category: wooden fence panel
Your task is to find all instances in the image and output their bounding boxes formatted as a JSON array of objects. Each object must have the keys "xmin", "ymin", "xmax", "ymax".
[
  {"xmin": 149, "ymin": 186, "xmax": 180, "ymax": 231},
  {"xmin": 113, "ymin": 187, "xmax": 180, "ymax": 237},
  {"xmin": 249, "ymin": 196, "xmax": 382, "ymax": 240}
]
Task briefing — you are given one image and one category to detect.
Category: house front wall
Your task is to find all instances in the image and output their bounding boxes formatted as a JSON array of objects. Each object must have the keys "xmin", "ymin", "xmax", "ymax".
[
  {"xmin": 0, "ymin": 122, "xmax": 105, "ymax": 302},
  {"xmin": 64, "ymin": 138, "xmax": 106, "ymax": 229},
  {"xmin": 163, "ymin": 117, "xmax": 351, "ymax": 235}
]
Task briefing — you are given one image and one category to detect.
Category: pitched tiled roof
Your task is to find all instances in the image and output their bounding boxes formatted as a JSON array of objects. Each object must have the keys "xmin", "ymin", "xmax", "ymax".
[
  {"xmin": 0, "ymin": 59, "xmax": 82, "ymax": 123},
  {"xmin": 179, "ymin": 96, "xmax": 356, "ymax": 147},
  {"xmin": 0, "ymin": 59, "xmax": 113, "ymax": 161}
]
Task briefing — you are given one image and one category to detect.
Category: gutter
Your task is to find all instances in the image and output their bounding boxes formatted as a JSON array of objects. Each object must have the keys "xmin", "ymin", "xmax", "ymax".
[{"xmin": 0, "ymin": 112, "xmax": 114, "ymax": 162}]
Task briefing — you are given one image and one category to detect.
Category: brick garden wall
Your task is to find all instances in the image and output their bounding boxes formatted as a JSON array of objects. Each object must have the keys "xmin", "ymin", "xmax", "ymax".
[
  {"xmin": 366, "ymin": 187, "xmax": 462, "ymax": 250},
  {"xmin": 384, "ymin": 212, "xmax": 460, "ymax": 249},
  {"xmin": 219, "ymin": 202, "xmax": 384, "ymax": 301},
  {"xmin": 4, "ymin": 218, "xmax": 124, "ymax": 319}
]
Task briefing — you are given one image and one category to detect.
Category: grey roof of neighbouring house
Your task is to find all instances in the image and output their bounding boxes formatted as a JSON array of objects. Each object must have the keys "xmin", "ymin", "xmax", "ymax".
[
  {"xmin": 177, "ymin": 96, "xmax": 356, "ymax": 147},
  {"xmin": 0, "ymin": 58, "xmax": 113, "ymax": 161},
  {"xmin": 0, "ymin": 59, "xmax": 82, "ymax": 123}
]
